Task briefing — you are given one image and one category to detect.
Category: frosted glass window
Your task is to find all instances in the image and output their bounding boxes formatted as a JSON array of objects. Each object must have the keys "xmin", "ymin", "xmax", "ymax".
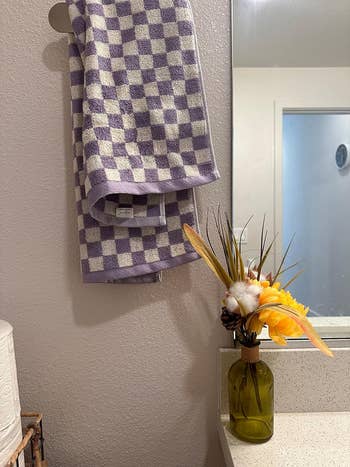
[{"xmin": 283, "ymin": 113, "xmax": 350, "ymax": 317}]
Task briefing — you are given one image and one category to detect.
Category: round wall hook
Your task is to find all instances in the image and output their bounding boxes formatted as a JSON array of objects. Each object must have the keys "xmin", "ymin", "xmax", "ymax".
[{"xmin": 48, "ymin": 3, "xmax": 73, "ymax": 33}]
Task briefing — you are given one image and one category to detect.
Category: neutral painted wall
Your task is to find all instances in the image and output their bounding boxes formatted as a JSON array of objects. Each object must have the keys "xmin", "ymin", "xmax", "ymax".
[
  {"xmin": 233, "ymin": 0, "xmax": 350, "ymax": 67},
  {"xmin": 0, "ymin": 1, "xmax": 231, "ymax": 466},
  {"xmin": 233, "ymin": 67, "xmax": 350, "ymax": 273},
  {"xmin": 283, "ymin": 113, "xmax": 350, "ymax": 316}
]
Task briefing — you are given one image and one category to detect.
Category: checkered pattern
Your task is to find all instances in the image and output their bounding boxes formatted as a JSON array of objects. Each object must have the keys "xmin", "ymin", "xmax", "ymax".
[
  {"xmin": 66, "ymin": 0, "xmax": 218, "ymax": 282},
  {"xmin": 69, "ymin": 36, "xmax": 200, "ymax": 282}
]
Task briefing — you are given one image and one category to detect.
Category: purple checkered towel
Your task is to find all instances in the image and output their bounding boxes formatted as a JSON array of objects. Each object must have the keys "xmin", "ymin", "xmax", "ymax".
[{"xmin": 66, "ymin": 0, "xmax": 219, "ymax": 283}]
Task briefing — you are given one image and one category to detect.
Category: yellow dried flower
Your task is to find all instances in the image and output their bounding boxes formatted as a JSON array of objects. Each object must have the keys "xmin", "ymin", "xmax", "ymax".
[{"xmin": 251, "ymin": 280, "xmax": 309, "ymax": 345}]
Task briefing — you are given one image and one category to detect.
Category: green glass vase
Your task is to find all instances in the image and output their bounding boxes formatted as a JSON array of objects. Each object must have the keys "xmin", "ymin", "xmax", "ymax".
[{"xmin": 228, "ymin": 345, "xmax": 274, "ymax": 443}]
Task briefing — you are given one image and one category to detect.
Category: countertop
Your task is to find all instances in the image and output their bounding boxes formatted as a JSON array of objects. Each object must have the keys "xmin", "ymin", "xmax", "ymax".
[{"xmin": 218, "ymin": 412, "xmax": 350, "ymax": 467}]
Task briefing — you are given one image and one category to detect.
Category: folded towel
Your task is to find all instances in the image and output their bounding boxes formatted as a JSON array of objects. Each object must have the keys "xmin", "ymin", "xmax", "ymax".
[{"xmin": 66, "ymin": 0, "xmax": 219, "ymax": 282}]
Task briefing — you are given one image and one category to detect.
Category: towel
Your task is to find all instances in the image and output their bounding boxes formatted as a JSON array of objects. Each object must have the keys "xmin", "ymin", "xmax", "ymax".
[{"xmin": 66, "ymin": 0, "xmax": 219, "ymax": 282}]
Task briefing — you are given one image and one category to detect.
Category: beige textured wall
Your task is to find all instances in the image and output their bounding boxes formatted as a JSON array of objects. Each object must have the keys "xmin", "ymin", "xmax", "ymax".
[{"xmin": 0, "ymin": 1, "xmax": 231, "ymax": 466}]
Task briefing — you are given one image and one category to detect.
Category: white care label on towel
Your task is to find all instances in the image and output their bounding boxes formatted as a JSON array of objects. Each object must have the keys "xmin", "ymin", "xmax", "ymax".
[{"xmin": 116, "ymin": 207, "xmax": 134, "ymax": 218}]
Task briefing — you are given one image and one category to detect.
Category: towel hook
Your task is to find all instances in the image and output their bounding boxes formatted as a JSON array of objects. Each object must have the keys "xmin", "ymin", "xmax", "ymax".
[{"xmin": 48, "ymin": 2, "xmax": 72, "ymax": 33}]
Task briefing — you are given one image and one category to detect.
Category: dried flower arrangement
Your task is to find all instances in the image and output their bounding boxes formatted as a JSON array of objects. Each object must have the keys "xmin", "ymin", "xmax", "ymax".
[{"xmin": 183, "ymin": 213, "xmax": 333, "ymax": 357}]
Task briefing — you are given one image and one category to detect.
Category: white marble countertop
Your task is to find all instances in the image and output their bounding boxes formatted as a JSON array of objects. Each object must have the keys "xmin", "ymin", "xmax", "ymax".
[{"xmin": 218, "ymin": 412, "xmax": 350, "ymax": 467}]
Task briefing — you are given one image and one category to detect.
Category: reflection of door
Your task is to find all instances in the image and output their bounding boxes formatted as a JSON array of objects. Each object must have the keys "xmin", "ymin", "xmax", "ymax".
[{"xmin": 280, "ymin": 112, "xmax": 350, "ymax": 317}]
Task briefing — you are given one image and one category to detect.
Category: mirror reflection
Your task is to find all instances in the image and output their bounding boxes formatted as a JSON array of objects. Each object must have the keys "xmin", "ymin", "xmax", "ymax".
[
  {"xmin": 283, "ymin": 112, "xmax": 350, "ymax": 317},
  {"xmin": 232, "ymin": 0, "xmax": 350, "ymax": 320}
]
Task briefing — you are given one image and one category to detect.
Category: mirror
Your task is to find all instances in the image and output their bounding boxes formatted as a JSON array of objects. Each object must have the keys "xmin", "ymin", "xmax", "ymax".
[{"xmin": 232, "ymin": 0, "xmax": 350, "ymax": 337}]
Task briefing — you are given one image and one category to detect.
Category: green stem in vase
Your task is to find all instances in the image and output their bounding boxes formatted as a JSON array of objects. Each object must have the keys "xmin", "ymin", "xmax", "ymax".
[
  {"xmin": 249, "ymin": 362, "xmax": 263, "ymax": 413},
  {"xmin": 238, "ymin": 365, "xmax": 249, "ymax": 418}
]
